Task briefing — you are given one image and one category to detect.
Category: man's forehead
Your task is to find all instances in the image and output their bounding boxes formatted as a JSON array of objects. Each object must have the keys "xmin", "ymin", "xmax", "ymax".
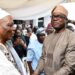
[
  {"xmin": 2, "ymin": 15, "xmax": 13, "ymax": 22},
  {"xmin": 52, "ymin": 12, "xmax": 66, "ymax": 16}
]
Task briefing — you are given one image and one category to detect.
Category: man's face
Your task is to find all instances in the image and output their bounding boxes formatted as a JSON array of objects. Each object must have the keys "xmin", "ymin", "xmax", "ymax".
[
  {"xmin": 16, "ymin": 30, "xmax": 22, "ymax": 36},
  {"xmin": 37, "ymin": 34, "xmax": 45, "ymax": 43},
  {"xmin": 0, "ymin": 15, "xmax": 14, "ymax": 41},
  {"xmin": 51, "ymin": 12, "xmax": 67, "ymax": 31}
]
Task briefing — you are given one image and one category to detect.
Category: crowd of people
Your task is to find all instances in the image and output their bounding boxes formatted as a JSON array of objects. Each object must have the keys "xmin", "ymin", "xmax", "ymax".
[{"xmin": 0, "ymin": 4, "xmax": 75, "ymax": 75}]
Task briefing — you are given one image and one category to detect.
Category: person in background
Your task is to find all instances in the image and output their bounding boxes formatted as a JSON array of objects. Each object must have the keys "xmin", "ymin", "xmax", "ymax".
[
  {"xmin": 0, "ymin": 8, "xmax": 26, "ymax": 75},
  {"xmin": 46, "ymin": 23, "xmax": 54, "ymax": 35},
  {"xmin": 27, "ymin": 27, "xmax": 37, "ymax": 44},
  {"xmin": 13, "ymin": 29, "xmax": 27, "ymax": 59},
  {"xmin": 66, "ymin": 25, "xmax": 74, "ymax": 32},
  {"xmin": 32, "ymin": 26, "xmax": 38, "ymax": 34},
  {"xmin": 32, "ymin": 5, "xmax": 75, "ymax": 75},
  {"xmin": 27, "ymin": 27, "xmax": 46, "ymax": 75},
  {"xmin": 68, "ymin": 19, "xmax": 75, "ymax": 25},
  {"xmin": 66, "ymin": 19, "xmax": 75, "ymax": 32},
  {"xmin": 25, "ymin": 28, "xmax": 32, "ymax": 47}
]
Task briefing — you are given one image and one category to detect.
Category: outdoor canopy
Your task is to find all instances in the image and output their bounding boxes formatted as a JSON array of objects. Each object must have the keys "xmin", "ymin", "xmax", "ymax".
[{"xmin": 0, "ymin": 0, "xmax": 75, "ymax": 20}]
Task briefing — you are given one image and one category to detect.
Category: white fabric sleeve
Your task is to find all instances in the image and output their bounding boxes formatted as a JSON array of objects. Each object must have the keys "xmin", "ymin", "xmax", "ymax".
[{"xmin": 0, "ymin": 49, "xmax": 21, "ymax": 75}]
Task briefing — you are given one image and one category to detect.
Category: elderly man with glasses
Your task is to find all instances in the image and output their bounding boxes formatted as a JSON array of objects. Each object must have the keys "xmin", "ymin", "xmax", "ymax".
[{"xmin": 32, "ymin": 5, "xmax": 75, "ymax": 75}]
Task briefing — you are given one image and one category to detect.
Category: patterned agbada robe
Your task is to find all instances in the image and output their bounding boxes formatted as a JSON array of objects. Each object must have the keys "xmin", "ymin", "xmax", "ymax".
[
  {"xmin": 35, "ymin": 29, "xmax": 75, "ymax": 75},
  {"xmin": 0, "ymin": 43, "xmax": 21, "ymax": 75}
]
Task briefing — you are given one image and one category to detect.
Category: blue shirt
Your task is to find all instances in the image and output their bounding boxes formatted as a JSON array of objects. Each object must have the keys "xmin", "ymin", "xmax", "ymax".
[{"xmin": 27, "ymin": 39, "xmax": 43, "ymax": 70}]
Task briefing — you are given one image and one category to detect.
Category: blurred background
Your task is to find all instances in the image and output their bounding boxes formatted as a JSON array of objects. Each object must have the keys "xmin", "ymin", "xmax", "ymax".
[{"xmin": 0, "ymin": 0, "xmax": 75, "ymax": 28}]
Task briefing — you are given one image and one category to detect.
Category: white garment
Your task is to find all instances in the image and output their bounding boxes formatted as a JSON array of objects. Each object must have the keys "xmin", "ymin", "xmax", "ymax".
[
  {"xmin": 29, "ymin": 33, "xmax": 37, "ymax": 43},
  {"xmin": 6, "ymin": 41, "xmax": 27, "ymax": 75},
  {"xmin": 0, "ymin": 43, "xmax": 21, "ymax": 75}
]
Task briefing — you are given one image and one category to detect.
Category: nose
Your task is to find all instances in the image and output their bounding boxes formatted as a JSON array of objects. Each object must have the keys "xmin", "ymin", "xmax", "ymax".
[{"xmin": 53, "ymin": 17, "xmax": 58, "ymax": 21}]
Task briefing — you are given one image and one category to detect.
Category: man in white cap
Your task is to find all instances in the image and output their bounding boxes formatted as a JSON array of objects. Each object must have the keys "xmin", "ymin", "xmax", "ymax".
[
  {"xmin": 0, "ymin": 8, "xmax": 27, "ymax": 75},
  {"xmin": 32, "ymin": 5, "xmax": 75, "ymax": 75}
]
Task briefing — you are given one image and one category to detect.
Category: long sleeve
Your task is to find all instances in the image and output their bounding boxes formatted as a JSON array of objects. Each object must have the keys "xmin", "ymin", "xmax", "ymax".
[
  {"xmin": 0, "ymin": 49, "xmax": 21, "ymax": 75},
  {"xmin": 54, "ymin": 32, "xmax": 75, "ymax": 75},
  {"xmin": 34, "ymin": 43, "xmax": 46, "ymax": 74}
]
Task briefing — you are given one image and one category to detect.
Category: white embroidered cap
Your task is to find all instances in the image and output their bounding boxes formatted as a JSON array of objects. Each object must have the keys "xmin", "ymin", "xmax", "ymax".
[
  {"xmin": 36, "ymin": 27, "xmax": 46, "ymax": 35},
  {"xmin": 0, "ymin": 8, "xmax": 10, "ymax": 19}
]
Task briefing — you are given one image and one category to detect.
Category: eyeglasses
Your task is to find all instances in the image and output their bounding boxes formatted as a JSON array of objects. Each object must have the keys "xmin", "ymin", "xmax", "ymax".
[{"xmin": 51, "ymin": 14, "xmax": 67, "ymax": 20}]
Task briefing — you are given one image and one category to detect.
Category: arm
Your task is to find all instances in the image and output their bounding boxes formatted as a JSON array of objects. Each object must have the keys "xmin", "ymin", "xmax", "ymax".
[
  {"xmin": 27, "ymin": 61, "xmax": 34, "ymax": 74},
  {"xmin": 13, "ymin": 37, "xmax": 27, "ymax": 48},
  {"xmin": 19, "ymin": 38, "xmax": 27, "ymax": 48},
  {"xmin": 33, "ymin": 42, "xmax": 46, "ymax": 75},
  {"xmin": 27, "ymin": 49, "xmax": 35, "ymax": 75}
]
